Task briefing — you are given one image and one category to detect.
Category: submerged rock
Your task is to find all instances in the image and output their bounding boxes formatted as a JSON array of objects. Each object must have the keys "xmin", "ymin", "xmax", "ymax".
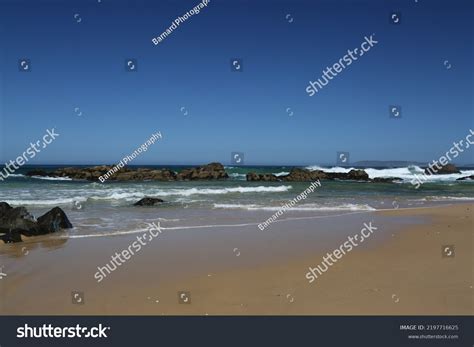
[
  {"xmin": 456, "ymin": 175, "xmax": 474, "ymax": 181},
  {"xmin": 134, "ymin": 197, "xmax": 165, "ymax": 206},
  {"xmin": 372, "ymin": 177, "xmax": 403, "ymax": 183}
]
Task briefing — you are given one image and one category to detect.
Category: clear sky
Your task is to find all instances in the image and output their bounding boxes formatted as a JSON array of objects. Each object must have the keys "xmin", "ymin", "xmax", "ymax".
[{"xmin": 0, "ymin": 0, "xmax": 473, "ymax": 166}]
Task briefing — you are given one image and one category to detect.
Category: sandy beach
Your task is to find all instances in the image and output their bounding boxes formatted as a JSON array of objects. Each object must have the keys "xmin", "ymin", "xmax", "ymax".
[{"xmin": 0, "ymin": 203, "xmax": 472, "ymax": 315}]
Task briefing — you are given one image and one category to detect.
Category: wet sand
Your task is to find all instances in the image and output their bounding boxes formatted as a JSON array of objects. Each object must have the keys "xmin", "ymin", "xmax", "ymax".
[{"xmin": 0, "ymin": 203, "xmax": 472, "ymax": 315}]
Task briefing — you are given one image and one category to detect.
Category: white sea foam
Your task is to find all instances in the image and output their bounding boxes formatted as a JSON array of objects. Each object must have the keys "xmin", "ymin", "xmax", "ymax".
[
  {"xmin": 89, "ymin": 192, "xmax": 144, "ymax": 201},
  {"xmin": 4, "ymin": 197, "xmax": 87, "ymax": 206},
  {"xmin": 423, "ymin": 196, "xmax": 474, "ymax": 201},
  {"xmin": 89, "ymin": 186, "xmax": 293, "ymax": 201},
  {"xmin": 1, "ymin": 173, "xmax": 73, "ymax": 181},
  {"xmin": 229, "ymin": 171, "xmax": 289, "ymax": 179},
  {"xmin": 304, "ymin": 165, "xmax": 474, "ymax": 182},
  {"xmin": 213, "ymin": 203, "xmax": 376, "ymax": 211},
  {"xmin": 30, "ymin": 175, "xmax": 73, "ymax": 181},
  {"xmin": 305, "ymin": 165, "xmax": 352, "ymax": 173},
  {"xmin": 0, "ymin": 186, "xmax": 294, "ymax": 206},
  {"xmin": 229, "ymin": 173, "xmax": 247, "ymax": 179}
]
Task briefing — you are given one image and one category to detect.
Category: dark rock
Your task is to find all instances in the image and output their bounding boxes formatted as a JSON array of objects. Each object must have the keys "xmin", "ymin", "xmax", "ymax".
[
  {"xmin": 36, "ymin": 207, "xmax": 73, "ymax": 234},
  {"xmin": 248, "ymin": 168, "xmax": 403, "ymax": 183},
  {"xmin": 456, "ymin": 175, "xmax": 474, "ymax": 181},
  {"xmin": 278, "ymin": 168, "xmax": 370, "ymax": 182},
  {"xmin": 246, "ymin": 173, "xmax": 279, "ymax": 182},
  {"xmin": 26, "ymin": 163, "xmax": 231, "ymax": 182},
  {"xmin": 246, "ymin": 173, "xmax": 259, "ymax": 181},
  {"xmin": 134, "ymin": 197, "xmax": 165, "ymax": 206},
  {"xmin": 345, "ymin": 169, "xmax": 369, "ymax": 181},
  {"xmin": 177, "ymin": 163, "xmax": 228, "ymax": 180},
  {"xmin": 280, "ymin": 168, "xmax": 327, "ymax": 182},
  {"xmin": 142, "ymin": 169, "xmax": 177, "ymax": 181},
  {"xmin": 0, "ymin": 229, "xmax": 23, "ymax": 243},
  {"xmin": 0, "ymin": 204, "xmax": 73, "ymax": 242},
  {"xmin": 0, "ymin": 202, "xmax": 13, "ymax": 217},
  {"xmin": 322, "ymin": 169, "xmax": 369, "ymax": 181},
  {"xmin": 372, "ymin": 177, "xmax": 403, "ymax": 183},
  {"xmin": 424, "ymin": 164, "xmax": 460, "ymax": 175},
  {"xmin": 0, "ymin": 205, "xmax": 39, "ymax": 236}
]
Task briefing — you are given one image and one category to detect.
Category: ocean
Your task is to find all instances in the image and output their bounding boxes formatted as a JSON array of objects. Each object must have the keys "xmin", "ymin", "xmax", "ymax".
[{"xmin": 1, "ymin": 164, "xmax": 473, "ymax": 239}]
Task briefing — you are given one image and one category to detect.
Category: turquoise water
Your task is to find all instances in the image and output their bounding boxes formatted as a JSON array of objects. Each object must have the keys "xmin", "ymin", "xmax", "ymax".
[
  {"xmin": 0, "ymin": 164, "xmax": 473, "ymax": 241},
  {"xmin": 1, "ymin": 165, "xmax": 473, "ymax": 211}
]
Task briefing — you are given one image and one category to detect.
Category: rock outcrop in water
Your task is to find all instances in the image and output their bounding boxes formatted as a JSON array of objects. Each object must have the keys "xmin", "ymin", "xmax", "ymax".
[
  {"xmin": 26, "ymin": 163, "xmax": 228, "ymax": 182},
  {"xmin": 424, "ymin": 164, "xmax": 460, "ymax": 175},
  {"xmin": 133, "ymin": 197, "xmax": 165, "ymax": 206},
  {"xmin": 25, "ymin": 163, "xmax": 406, "ymax": 183},
  {"xmin": 279, "ymin": 168, "xmax": 371, "ymax": 181},
  {"xmin": 246, "ymin": 173, "xmax": 279, "ymax": 182},
  {"xmin": 246, "ymin": 168, "xmax": 401, "ymax": 183},
  {"xmin": 27, "ymin": 166, "xmax": 178, "ymax": 182},
  {"xmin": 0, "ymin": 202, "xmax": 73, "ymax": 243},
  {"xmin": 279, "ymin": 168, "xmax": 326, "ymax": 181},
  {"xmin": 176, "ymin": 162, "xmax": 228, "ymax": 180}
]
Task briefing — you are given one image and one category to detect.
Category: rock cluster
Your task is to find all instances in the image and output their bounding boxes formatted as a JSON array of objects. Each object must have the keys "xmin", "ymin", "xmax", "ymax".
[
  {"xmin": 246, "ymin": 173, "xmax": 280, "ymax": 182},
  {"xmin": 246, "ymin": 168, "xmax": 401, "ymax": 183},
  {"xmin": 176, "ymin": 163, "xmax": 228, "ymax": 180},
  {"xmin": 27, "ymin": 163, "xmax": 227, "ymax": 182},
  {"xmin": 247, "ymin": 168, "xmax": 376, "ymax": 182},
  {"xmin": 0, "ymin": 203, "xmax": 73, "ymax": 243},
  {"xmin": 26, "ymin": 162, "xmax": 410, "ymax": 183}
]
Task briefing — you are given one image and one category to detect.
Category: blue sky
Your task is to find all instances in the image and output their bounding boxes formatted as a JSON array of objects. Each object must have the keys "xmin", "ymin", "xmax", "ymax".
[{"xmin": 0, "ymin": 0, "xmax": 473, "ymax": 165}]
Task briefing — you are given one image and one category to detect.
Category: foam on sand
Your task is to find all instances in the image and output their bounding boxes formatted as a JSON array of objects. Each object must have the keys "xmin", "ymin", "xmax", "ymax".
[{"xmin": 214, "ymin": 203, "xmax": 376, "ymax": 211}]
